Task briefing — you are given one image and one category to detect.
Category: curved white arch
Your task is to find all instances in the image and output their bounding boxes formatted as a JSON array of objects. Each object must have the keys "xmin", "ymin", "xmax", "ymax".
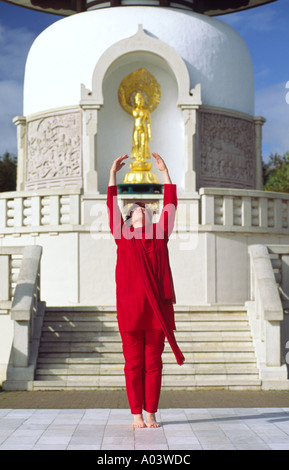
[{"xmin": 81, "ymin": 25, "xmax": 199, "ymax": 107}]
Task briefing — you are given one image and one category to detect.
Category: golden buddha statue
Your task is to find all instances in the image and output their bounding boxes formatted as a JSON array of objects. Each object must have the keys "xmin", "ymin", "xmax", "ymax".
[
  {"xmin": 118, "ymin": 68, "xmax": 161, "ymax": 185},
  {"xmin": 131, "ymin": 91, "xmax": 152, "ymax": 162}
]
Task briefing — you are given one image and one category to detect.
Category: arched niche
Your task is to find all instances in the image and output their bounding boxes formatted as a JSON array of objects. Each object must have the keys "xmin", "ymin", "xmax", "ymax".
[
  {"xmin": 98, "ymin": 52, "xmax": 184, "ymax": 193},
  {"xmin": 80, "ymin": 25, "xmax": 201, "ymax": 194}
]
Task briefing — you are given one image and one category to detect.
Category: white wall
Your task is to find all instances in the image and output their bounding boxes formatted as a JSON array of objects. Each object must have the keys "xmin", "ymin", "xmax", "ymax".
[{"xmin": 24, "ymin": 7, "xmax": 254, "ymax": 116}]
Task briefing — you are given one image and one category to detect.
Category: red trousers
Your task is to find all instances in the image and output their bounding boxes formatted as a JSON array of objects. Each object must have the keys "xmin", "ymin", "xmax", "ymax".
[{"xmin": 120, "ymin": 329, "xmax": 165, "ymax": 414}]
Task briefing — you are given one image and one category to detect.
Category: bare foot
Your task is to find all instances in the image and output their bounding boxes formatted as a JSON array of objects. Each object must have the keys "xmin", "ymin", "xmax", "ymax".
[
  {"xmin": 146, "ymin": 412, "xmax": 161, "ymax": 428},
  {"xmin": 132, "ymin": 414, "xmax": 146, "ymax": 428}
]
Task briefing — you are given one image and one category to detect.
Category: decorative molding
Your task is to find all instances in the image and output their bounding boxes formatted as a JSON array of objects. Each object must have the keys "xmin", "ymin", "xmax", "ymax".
[
  {"xmin": 198, "ymin": 110, "xmax": 255, "ymax": 189},
  {"xmin": 80, "ymin": 24, "xmax": 198, "ymax": 108},
  {"xmin": 25, "ymin": 110, "xmax": 82, "ymax": 190}
]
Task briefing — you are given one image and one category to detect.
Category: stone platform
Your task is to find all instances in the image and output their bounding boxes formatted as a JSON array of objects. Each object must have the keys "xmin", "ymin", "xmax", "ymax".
[{"xmin": 0, "ymin": 391, "xmax": 289, "ymax": 450}]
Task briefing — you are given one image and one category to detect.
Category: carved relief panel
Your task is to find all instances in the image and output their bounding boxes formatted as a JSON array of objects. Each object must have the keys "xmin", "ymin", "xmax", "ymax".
[
  {"xmin": 198, "ymin": 110, "xmax": 256, "ymax": 190},
  {"xmin": 25, "ymin": 110, "xmax": 82, "ymax": 190}
]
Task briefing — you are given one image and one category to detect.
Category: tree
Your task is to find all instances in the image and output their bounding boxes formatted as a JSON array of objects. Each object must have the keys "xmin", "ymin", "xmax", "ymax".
[
  {"xmin": 0, "ymin": 152, "xmax": 17, "ymax": 192},
  {"xmin": 263, "ymin": 152, "xmax": 289, "ymax": 194}
]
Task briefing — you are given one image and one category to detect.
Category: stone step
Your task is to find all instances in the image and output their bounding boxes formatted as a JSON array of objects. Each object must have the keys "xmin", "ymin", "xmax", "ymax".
[
  {"xmin": 38, "ymin": 342, "xmax": 256, "ymax": 354},
  {"xmin": 37, "ymin": 352, "xmax": 257, "ymax": 365},
  {"xmin": 39, "ymin": 331, "xmax": 253, "ymax": 343},
  {"xmin": 31, "ymin": 375, "xmax": 261, "ymax": 391},
  {"xmin": 43, "ymin": 312, "xmax": 249, "ymax": 322},
  {"xmin": 35, "ymin": 362, "xmax": 259, "ymax": 377},
  {"xmin": 162, "ymin": 375, "xmax": 261, "ymax": 388},
  {"xmin": 33, "ymin": 373, "xmax": 261, "ymax": 384},
  {"xmin": 43, "ymin": 315, "xmax": 118, "ymax": 323},
  {"xmin": 32, "ymin": 306, "xmax": 261, "ymax": 390},
  {"xmin": 42, "ymin": 321, "xmax": 251, "ymax": 333},
  {"xmin": 44, "ymin": 306, "xmax": 247, "ymax": 317},
  {"xmin": 44, "ymin": 309, "xmax": 248, "ymax": 316},
  {"xmin": 45, "ymin": 305, "xmax": 247, "ymax": 312}
]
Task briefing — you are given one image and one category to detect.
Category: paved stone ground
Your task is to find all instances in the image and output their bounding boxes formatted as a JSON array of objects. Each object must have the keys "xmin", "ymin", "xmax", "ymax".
[
  {"xmin": 0, "ymin": 391, "xmax": 289, "ymax": 450},
  {"xmin": 0, "ymin": 407, "xmax": 289, "ymax": 450}
]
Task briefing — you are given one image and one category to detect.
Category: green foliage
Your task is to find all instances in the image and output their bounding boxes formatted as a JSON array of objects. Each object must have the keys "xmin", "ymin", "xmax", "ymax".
[
  {"xmin": 0, "ymin": 152, "xmax": 17, "ymax": 192},
  {"xmin": 263, "ymin": 152, "xmax": 289, "ymax": 194}
]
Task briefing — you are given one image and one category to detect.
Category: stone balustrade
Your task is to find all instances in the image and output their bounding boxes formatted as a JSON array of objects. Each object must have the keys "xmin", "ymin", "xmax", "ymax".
[
  {"xmin": 246, "ymin": 244, "xmax": 288, "ymax": 389},
  {"xmin": 0, "ymin": 189, "xmax": 81, "ymax": 233},
  {"xmin": 267, "ymin": 245, "xmax": 289, "ymax": 313},
  {"xmin": 2, "ymin": 246, "xmax": 46, "ymax": 390},
  {"xmin": 0, "ymin": 247, "xmax": 24, "ymax": 313},
  {"xmin": 200, "ymin": 188, "xmax": 289, "ymax": 232},
  {"xmin": 1, "ymin": 187, "xmax": 289, "ymax": 314},
  {"xmin": 1, "ymin": 187, "xmax": 289, "ymax": 236}
]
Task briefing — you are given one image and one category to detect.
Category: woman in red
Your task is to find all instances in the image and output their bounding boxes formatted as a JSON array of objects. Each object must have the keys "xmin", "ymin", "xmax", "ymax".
[{"xmin": 107, "ymin": 153, "xmax": 184, "ymax": 428}]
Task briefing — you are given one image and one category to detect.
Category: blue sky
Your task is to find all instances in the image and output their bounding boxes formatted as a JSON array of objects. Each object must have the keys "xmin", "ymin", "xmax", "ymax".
[
  {"xmin": 220, "ymin": 0, "xmax": 289, "ymax": 160},
  {"xmin": 0, "ymin": 0, "xmax": 288, "ymax": 160}
]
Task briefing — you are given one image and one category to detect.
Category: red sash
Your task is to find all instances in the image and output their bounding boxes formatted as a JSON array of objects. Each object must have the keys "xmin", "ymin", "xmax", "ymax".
[{"xmin": 131, "ymin": 237, "xmax": 185, "ymax": 366}]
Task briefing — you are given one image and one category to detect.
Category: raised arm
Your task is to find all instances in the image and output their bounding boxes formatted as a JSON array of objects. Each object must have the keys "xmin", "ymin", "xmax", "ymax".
[
  {"xmin": 108, "ymin": 154, "xmax": 128, "ymax": 186},
  {"xmin": 107, "ymin": 155, "xmax": 128, "ymax": 242},
  {"xmin": 152, "ymin": 152, "xmax": 172, "ymax": 184},
  {"xmin": 152, "ymin": 153, "xmax": 177, "ymax": 240}
]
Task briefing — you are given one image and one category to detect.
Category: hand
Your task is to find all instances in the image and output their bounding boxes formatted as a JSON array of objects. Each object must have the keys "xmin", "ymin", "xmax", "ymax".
[
  {"xmin": 152, "ymin": 153, "xmax": 167, "ymax": 172},
  {"xmin": 110, "ymin": 154, "xmax": 128, "ymax": 173}
]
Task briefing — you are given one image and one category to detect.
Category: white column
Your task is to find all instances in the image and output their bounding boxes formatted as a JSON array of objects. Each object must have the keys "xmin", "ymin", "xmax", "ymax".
[
  {"xmin": 82, "ymin": 106, "xmax": 101, "ymax": 194},
  {"xmin": 223, "ymin": 196, "xmax": 233, "ymax": 227},
  {"xmin": 242, "ymin": 196, "xmax": 252, "ymax": 227},
  {"xmin": 181, "ymin": 106, "xmax": 199, "ymax": 194},
  {"xmin": 13, "ymin": 116, "xmax": 26, "ymax": 191},
  {"xmin": 259, "ymin": 197, "xmax": 268, "ymax": 228},
  {"xmin": 201, "ymin": 193, "xmax": 215, "ymax": 225},
  {"xmin": 31, "ymin": 196, "xmax": 41, "ymax": 227},
  {"xmin": 69, "ymin": 195, "xmax": 81, "ymax": 225},
  {"xmin": 13, "ymin": 198, "xmax": 23, "ymax": 227},
  {"xmin": 49, "ymin": 196, "xmax": 60, "ymax": 226},
  {"xmin": 254, "ymin": 116, "xmax": 266, "ymax": 190}
]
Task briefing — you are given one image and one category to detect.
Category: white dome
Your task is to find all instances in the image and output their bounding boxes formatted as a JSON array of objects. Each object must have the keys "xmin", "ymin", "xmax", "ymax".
[{"xmin": 23, "ymin": 6, "xmax": 254, "ymax": 116}]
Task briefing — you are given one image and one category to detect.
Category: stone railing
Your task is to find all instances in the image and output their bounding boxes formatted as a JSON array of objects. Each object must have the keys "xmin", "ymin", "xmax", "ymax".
[
  {"xmin": 0, "ymin": 188, "xmax": 81, "ymax": 233},
  {"xmin": 2, "ymin": 245, "xmax": 45, "ymax": 390},
  {"xmin": 246, "ymin": 244, "xmax": 288, "ymax": 389},
  {"xmin": 200, "ymin": 188, "xmax": 289, "ymax": 232},
  {"xmin": 267, "ymin": 245, "xmax": 289, "ymax": 313},
  {"xmin": 0, "ymin": 247, "xmax": 24, "ymax": 313},
  {"xmin": 2, "ymin": 186, "xmax": 289, "ymax": 236}
]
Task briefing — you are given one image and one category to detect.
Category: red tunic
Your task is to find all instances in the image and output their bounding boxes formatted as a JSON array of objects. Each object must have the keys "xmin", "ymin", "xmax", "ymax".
[{"xmin": 107, "ymin": 184, "xmax": 185, "ymax": 366}]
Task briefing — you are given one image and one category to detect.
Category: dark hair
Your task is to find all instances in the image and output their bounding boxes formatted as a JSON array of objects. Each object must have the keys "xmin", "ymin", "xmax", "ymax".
[{"xmin": 124, "ymin": 202, "xmax": 152, "ymax": 223}]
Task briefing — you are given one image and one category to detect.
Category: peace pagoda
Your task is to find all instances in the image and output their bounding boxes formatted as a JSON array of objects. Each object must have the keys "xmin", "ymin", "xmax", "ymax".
[{"xmin": 1, "ymin": 0, "xmax": 289, "ymax": 392}]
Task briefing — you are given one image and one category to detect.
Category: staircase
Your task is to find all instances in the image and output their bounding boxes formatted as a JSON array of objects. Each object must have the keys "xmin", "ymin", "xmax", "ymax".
[{"xmin": 32, "ymin": 306, "xmax": 261, "ymax": 390}]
